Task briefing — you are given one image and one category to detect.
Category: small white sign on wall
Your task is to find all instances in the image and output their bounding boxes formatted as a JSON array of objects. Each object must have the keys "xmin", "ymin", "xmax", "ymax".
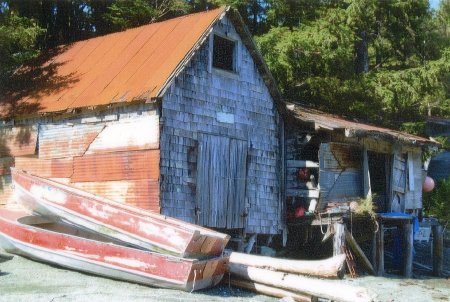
[{"xmin": 216, "ymin": 112, "xmax": 235, "ymax": 124}]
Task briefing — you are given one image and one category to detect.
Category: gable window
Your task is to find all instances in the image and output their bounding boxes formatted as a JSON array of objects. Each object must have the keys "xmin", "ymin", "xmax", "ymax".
[{"xmin": 212, "ymin": 34, "xmax": 236, "ymax": 72}]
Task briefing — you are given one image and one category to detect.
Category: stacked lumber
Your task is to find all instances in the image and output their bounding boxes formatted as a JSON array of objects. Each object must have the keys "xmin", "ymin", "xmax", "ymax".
[{"xmin": 228, "ymin": 252, "xmax": 376, "ymax": 302}]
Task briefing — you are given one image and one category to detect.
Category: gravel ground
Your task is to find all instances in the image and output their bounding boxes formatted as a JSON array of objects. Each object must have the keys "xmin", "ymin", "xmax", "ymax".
[{"xmin": 1, "ymin": 247, "xmax": 449, "ymax": 302}]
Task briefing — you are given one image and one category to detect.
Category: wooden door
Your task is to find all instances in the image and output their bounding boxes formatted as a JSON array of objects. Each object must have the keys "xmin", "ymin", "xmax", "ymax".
[
  {"xmin": 196, "ymin": 134, "xmax": 247, "ymax": 228},
  {"xmin": 391, "ymin": 153, "xmax": 406, "ymax": 212}
]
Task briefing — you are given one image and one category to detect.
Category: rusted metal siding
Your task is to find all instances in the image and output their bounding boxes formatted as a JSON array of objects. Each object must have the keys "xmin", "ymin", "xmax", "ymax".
[
  {"xmin": 38, "ymin": 124, "xmax": 105, "ymax": 159},
  {"xmin": 10, "ymin": 104, "xmax": 161, "ymax": 211},
  {"xmin": 72, "ymin": 179, "xmax": 160, "ymax": 212},
  {"xmin": 0, "ymin": 157, "xmax": 14, "ymax": 175},
  {"xmin": 85, "ymin": 115, "xmax": 159, "ymax": 154},
  {"xmin": 160, "ymin": 16, "xmax": 281, "ymax": 234},
  {"xmin": 72, "ymin": 149, "xmax": 159, "ymax": 183},
  {"xmin": 0, "ymin": 126, "xmax": 37, "ymax": 157},
  {"xmin": 0, "ymin": 8, "xmax": 226, "ymax": 117},
  {"xmin": 15, "ymin": 157, "xmax": 73, "ymax": 178}
]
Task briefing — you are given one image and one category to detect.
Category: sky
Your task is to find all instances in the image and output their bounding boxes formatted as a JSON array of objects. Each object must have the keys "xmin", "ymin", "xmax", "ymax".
[{"xmin": 430, "ymin": 0, "xmax": 441, "ymax": 10}]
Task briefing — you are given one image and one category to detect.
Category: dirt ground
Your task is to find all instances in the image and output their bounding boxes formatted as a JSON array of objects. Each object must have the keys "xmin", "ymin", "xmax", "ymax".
[{"xmin": 1, "ymin": 249, "xmax": 449, "ymax": 302}]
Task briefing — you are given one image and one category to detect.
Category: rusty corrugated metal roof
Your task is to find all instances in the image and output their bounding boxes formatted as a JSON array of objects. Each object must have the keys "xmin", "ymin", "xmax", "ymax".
[
  {"xmin": 1, "ymin": 8, "xmax": 226, "ymax": 117},
  {"xmin": 287, "ymin": 104, "xmax": 438, "ymax": 147}
]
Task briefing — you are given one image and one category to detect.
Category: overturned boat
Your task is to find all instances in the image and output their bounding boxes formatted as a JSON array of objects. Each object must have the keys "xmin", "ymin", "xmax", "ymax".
[
  {"xmin": 0, "ymin": 208, "xmax": 228, "ymax": 291},
  {"xmin": 12, "ymin": 168, "xmax": 229, "ymax": 258}
]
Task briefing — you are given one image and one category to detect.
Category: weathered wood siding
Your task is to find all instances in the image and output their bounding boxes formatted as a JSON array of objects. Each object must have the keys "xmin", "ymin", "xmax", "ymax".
[
  {"xmin": 4, "ymin": 104, "xmax": 161, "ymax": 211},
  {"xmin": 319, "ymin": 143, "xmax": 362, "ymax": 207},
  {"xmin": 160, "ymin": 16, "xmax": 281, "ymax": 234}
]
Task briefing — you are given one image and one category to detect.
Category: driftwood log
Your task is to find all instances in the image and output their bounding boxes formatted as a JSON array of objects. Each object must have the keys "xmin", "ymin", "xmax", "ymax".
[
  {"xmin": 229, "ymin": 252, "xmax": 346, "ymax": 279},
  {"xmin": 229, "ymin": 278, "xmax": 315, "ymax": 302},
  {"xmin": 229, "ymin": 264, "xmax": 375, "ymax": 302}
]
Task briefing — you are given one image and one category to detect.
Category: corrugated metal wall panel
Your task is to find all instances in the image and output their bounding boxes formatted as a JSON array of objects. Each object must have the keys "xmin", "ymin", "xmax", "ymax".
[
  {"xmin": 0, "ymin": 126, "xmax": 37, "ymax": 157},
  {"xmin": 72, "ymin": 150, "xmax": 160, "ymax": 182},
  {"xmin": 15, "ymin": 157, "xmax": 74, "ymax": 178},
  {"xmin": 71, "ymin": 179, "xmax": 159, "ymax": 212},
  {"xmin": 85, "ymin": 115, "xmax": 159, "ymax": 154},
  {"xmin": 0, "ymin": 157, "xmax": 14, "ymax": 175},
  {"xmin": 39, "ymin": 123, "xmax": 105, "ymax": 159}
]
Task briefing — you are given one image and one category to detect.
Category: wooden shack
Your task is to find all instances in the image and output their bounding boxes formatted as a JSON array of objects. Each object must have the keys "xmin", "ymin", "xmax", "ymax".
[
  {"xmin": 0, "ymin": 7, "xmax": 284, "ymax": 236},
  {"xmin": 284, "ymin": 104, "xmax": 439, "ymax": 216}
]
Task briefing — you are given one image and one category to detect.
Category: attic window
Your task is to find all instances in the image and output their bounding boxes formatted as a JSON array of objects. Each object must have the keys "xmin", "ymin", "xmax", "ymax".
[{"xmin": 212, "ymin": 34, "xmax": 236, "ymax": 72}]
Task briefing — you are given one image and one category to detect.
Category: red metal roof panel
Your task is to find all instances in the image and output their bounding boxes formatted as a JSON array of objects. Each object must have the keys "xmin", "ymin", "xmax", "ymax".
[{"xmin": 1, "ymin": 8, "xmax": 226, "ymax": 117}]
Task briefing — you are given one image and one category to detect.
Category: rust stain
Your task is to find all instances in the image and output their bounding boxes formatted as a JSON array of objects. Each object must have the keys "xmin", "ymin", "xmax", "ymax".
[
  {"xmin": 1, "ymin": 8, "xmax": 225, "ymax": 117},
  {"xmin": 72, "ymin": 150, "xmax": 160, "ymax": 182},
  {"xmin": 15, "ymin": 156, "xmax": 73, "ymax": 178},
  {"xmin": 71, "ymin": 179, "xmax": 160, "ymax": 212}
]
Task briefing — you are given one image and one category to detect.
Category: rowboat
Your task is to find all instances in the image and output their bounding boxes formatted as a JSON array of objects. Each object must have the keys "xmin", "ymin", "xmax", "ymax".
[
  {"xmin": 0, "ymin": 208, "xmax": 228, "ymax": 291},
  {"xmin": 11, "ymin": 168, "xmax": 229, "ymax": 258}
]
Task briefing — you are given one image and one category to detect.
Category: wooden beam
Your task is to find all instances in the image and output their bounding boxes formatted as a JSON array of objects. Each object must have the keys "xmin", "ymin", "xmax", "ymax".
[
  {"xmin": 432, "ymin": 225, "xmax": 444, "ymax": 277},
  {"xmin": 345, "ymin": 230, "xmax": 376, "ymax": 275},
  {"xmin": 287, "ymin": 160, "xmax": 319, "ymax": 168},
  {"xmin": 286, "ymin": 189, "xmax": 319, "ymax": 198}
]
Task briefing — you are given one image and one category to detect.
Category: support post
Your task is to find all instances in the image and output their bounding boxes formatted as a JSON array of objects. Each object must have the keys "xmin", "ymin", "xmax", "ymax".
[
  {"xmin": 333, "ymin": 223, "xmax": 345, "ymax": 256},
  {"xmin": 432, "ymin": 225, "xmax": 443, "ymax": 277},
  {"xmin": 402, "ymin": 222, "xmax": 413, "ymax": 278},
  {"xmin": 371, "ymin": 227, "xmax": 377, "ymax": 270},
  {"xmin": 376, "ymin": 221, "xmax": 384, "ymax": 276}
]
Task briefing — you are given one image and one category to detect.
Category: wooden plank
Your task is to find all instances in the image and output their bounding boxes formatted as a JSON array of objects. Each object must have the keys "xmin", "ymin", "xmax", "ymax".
[
  {"xmin": 229, "ymin": 278, "xmax": 314, "ymax": 302},
  {"xmin": 287, "ymin": 160, "xmax": 319, "ymax": 168},
  {"xmin": 0, "ymin": 126, "xmax": 37, "ymax": 157},
  {"xmin": 15, "ymin": 156, "xmax": 73, "ymax": 178},
  {"xmin": 85, "ymin": 115, "xmax": 160, "ymax": 154},
  {"xmin": 345, "ymin": 230, "xmax": 376, "ymax": 275},
  {"xmin": 72, "ymin": 150, "xmax": 160, "ymax": 182},
  {"xmin": 286, "ymin": 189, "xmax": 319, "ymax": 198}
]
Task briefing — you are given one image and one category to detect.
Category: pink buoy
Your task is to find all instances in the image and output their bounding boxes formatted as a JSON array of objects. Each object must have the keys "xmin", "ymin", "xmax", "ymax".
[{"xmin": 423, "ymin": 176, "xmax": 435, "ymax": 192}]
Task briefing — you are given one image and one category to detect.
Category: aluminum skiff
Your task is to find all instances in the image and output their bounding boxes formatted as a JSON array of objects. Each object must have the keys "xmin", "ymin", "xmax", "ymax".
[
  {"xmin": 0, "ymin": 208, "xmax": 228, "ymax": 291},
  {"xmin": 12, "ymin": 168, "xmax": 229, "ymax": 258}
]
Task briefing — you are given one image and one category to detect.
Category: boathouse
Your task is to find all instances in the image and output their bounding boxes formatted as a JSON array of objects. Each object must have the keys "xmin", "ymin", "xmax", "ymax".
[{"xmin": 0, "ymin": 7, "xmax": 284, "ymax": 235}]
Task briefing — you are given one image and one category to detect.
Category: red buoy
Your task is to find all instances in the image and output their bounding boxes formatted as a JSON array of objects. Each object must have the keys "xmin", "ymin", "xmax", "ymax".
[{"xmin": 423, "ymin": 176, "xmax": 435, "ymax": 192}]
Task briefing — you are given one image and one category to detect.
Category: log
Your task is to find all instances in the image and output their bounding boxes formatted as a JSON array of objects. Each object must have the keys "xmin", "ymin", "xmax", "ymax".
[
  {"xmin": 229, "ymin": 252, "xmax": 346, "ymax": 279},
  {"xmin": 229, "ymin": 278, "xmax": 314, "ymax": 302},
  {"xmin": 345, "ymin": 230, "xmax": 376, "ymax": 275},
  {"xmin": 229, "ymin": 264, "xmax": 376, "ymax": 302},
  {"xmin": 432, "ymin": 225, "xmax": 444, "ymax": 277}
]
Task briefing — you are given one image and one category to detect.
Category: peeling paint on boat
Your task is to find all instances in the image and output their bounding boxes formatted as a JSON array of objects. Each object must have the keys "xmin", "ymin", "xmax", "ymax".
[
  {"xmin": 104, "ymin": 256, "xmax": 155, "ymax": 269},
  {"xmin": 29, "ymin": 185, "xmax": 67, "ymax": 205}
]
